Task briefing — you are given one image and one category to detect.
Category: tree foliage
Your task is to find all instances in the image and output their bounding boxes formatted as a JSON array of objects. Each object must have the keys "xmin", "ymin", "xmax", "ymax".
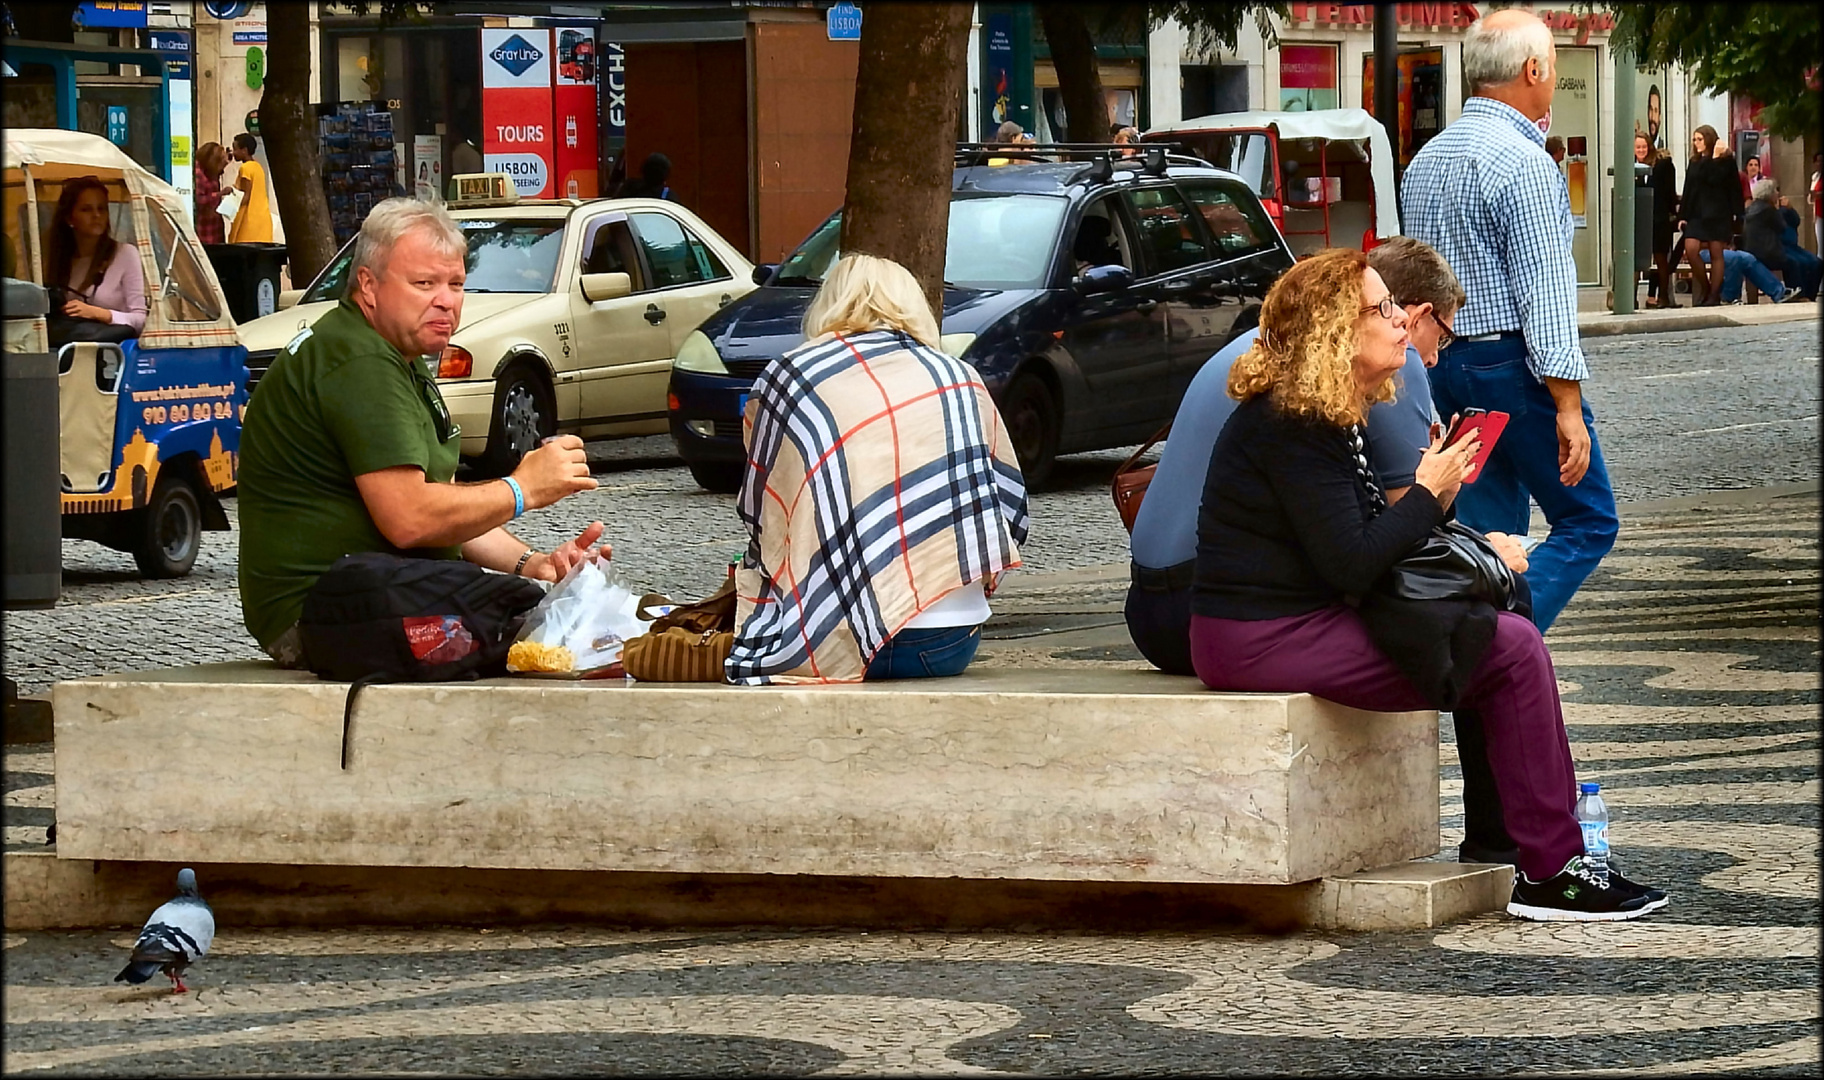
[{"xmin": 1606, "ymin": 3, "xmax": 1821, "ymax": 138}]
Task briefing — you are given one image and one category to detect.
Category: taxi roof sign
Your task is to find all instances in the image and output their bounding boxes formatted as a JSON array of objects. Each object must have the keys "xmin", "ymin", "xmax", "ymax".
[{"xmin": 449, "ymin": 172, "xmax": 518, "ymax": 207}]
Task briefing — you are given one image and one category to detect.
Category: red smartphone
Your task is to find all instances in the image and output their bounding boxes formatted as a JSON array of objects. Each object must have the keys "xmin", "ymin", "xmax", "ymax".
[{"xmin": 1443, "ymin": 410, "xmax": 1509, "ymax": 483}]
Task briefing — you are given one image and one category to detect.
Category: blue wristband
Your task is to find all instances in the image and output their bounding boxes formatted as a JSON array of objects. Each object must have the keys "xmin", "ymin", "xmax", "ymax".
[{"xmin": 502, "ymin": 476, "xmax": 525, "ymax": 519}]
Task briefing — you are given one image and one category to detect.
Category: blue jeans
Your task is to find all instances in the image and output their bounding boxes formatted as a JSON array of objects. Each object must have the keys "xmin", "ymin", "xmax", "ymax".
[
  {"xmin": 1779, "ymin": 243, "xmax": 1821, "ymax": 298},
  {"xmin": 1429, "ymin": 334, "xmax": 1618, "ymax": 631},
  {"xmin": 1699, "ymin": 248, "xmax": 1785, "ymax": 301},
  {"xmin": 864, "ymin": 624, "xmax": 982, "ymax": 680}
]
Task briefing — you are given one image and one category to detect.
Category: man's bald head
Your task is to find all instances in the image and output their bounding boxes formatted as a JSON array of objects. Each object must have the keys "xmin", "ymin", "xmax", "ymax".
[{"xmin": 1463, "ymin": 9, "xmax": 1557, "ymax": 119}]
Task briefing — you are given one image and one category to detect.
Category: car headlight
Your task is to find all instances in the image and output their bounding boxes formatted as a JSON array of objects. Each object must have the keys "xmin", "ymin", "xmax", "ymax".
[
  {"xmin": 674, "ymin": 330, "xmax": 729, "ymax": 374},
  {"xmin": 938, "ymin": 332, "xmax": 977, "ymax": 357}
]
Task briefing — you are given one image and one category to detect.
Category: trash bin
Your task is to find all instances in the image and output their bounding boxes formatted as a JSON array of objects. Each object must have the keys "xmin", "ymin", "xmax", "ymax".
[
  {"xmin": 4, "ymin": 277, "xmax": 61, "ymax": 610},
  {"xmin": 1633, "ymin": 166, "xmax": 1656, "ymax": 273},
  {"xmin": 203, "ymin": 242, "xmax": 288, "ymax": 324}
]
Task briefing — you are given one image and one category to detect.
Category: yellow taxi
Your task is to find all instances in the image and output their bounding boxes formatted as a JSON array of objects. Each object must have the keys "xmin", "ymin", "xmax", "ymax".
[{"xmin": 237, "ymin": 175, "xmax": 756, "ymax": 474}]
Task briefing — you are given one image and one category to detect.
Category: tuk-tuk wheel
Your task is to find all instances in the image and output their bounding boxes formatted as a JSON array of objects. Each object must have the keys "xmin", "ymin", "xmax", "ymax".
[{"xmin": 134, "ymin": 475, "xmax": 202, "ymax": 579}]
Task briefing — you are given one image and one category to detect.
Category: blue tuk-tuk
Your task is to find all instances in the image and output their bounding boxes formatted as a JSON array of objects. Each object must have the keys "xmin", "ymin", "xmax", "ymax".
[{"xmin": 5, "ymin": 129, "xmax": 247, "ymax": 577}]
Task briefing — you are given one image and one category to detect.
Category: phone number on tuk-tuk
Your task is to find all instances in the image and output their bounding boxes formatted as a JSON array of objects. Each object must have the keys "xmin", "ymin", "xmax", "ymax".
[{"xmin": 143, "ymin": 401, "xmax": 237, "ymax": 424}]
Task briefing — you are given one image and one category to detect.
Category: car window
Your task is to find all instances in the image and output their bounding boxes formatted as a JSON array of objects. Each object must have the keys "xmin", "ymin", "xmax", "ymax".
[
  {"xmin": 773, "ymin": 194, "xmax": 1068, "ymax": 290},
  {"xmin": 1069, "ymin": 196, "xmax": 1133, "ymax": 275},
  {"xmin": 630, "ymin": 212, "xmax": 707, "ymax": 289},
  {"xmin": 301, "ymin": 240, "xmax": 356, "ymax": 303},
  {"xmin": 580, "ymin": 217, "xmax": 646, "ymax": 292},
  {"xmin": 1121, "ymin": 186, "xmax": 1208, "ymax": 275},
  {"xmin": 459, "ymin": 221, "xmax": 566, "ymax": 293},
  {"xmin": 145, "ymin": 201, "xmax": 222, "ymax": 322},
  {"xmin": 1178, "ymin": 180, "xmax": 1279, "ymax": 258},
  {"xmin": 687, "ymin": 231, "xmax": 729, "ymax": 282}
]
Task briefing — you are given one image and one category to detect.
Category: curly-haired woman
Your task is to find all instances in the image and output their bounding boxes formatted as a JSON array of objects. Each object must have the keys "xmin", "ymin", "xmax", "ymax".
[{"xmin": 1189, "ymin": 248, "xmax": 1667, "ymax": 922}]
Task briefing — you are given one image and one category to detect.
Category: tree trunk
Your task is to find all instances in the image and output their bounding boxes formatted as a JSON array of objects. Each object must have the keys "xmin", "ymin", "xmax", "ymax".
[
  {"xmin": 261, "ymin": 1, "xmax": 337, "ymax": 286},
  {"xmin": 1038, "ymin": 5, "xmax": 1109, "ymax": 144},
  {"xmin": 840, "ymin": 2, "xmax": 973, "ymax": 316}
]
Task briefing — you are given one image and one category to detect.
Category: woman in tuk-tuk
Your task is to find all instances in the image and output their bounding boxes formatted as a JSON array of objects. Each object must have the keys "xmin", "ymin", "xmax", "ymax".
[{"xmin": 45, "ymin": 175, "xmax": 146, "ymax": 341}]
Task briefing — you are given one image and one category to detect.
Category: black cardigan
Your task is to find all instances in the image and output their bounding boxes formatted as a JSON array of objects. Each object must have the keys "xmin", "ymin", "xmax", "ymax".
[{"xmin": 1192, "ymin": 395, "xmax": 1443, "ymax": 620}]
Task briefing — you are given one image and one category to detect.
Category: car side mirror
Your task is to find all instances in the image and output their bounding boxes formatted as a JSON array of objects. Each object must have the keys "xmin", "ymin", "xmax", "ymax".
[
  {"xmin": 277, "ymin": 288, "xmax": 304, "ymax": 311},
  {"xmin": 580, "ymin": 271, "xmax": 633, "ymax": 303},
  {"xmin": 1076, "ymin": 264, "xmax": 1134, "ymax": 294},
  {"xmin": 753, "ymin": 263, "xmax": 779, "ymax": 287}
]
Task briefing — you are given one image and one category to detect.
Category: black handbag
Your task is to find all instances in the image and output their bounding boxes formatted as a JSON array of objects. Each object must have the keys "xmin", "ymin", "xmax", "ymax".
[
  {"xmin": 1348, "ymin": 424, "xmax": 1517, "ymax": 610},
  {"xmin": 1382, "ymin": 519, "xmax": 1516, "ymax": 608}
]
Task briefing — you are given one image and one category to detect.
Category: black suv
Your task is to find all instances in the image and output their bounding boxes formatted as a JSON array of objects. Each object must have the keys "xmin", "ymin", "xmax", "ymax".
[{"xmin": 667, "ymin": 145, "xmax": 1294, "ymax": 490}]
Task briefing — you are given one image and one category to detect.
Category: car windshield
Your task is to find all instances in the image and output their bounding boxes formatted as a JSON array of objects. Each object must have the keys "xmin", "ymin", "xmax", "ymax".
[
  {"xmin": 772, "ymin": 194, "xmax": 1069, "ymax": 290},
  {"xmin": 300, "ymin": 220, "xmax": 567, "ymax": 302}
]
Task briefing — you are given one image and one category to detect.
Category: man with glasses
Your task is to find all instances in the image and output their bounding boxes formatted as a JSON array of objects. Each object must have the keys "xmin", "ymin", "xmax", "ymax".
[
  {"xmin": 237, "ymin": 198, "xmax": 607, "ymax": 668},
  {"xmin": 1400, "ymin": 8, "xmax": 1619, "ymax": 631}
]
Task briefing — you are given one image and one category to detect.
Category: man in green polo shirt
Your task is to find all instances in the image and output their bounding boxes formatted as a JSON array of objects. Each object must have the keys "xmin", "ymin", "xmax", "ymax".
[{"xmin": 238, "ymin": 198, "xmax": 605, "ymax": 666}]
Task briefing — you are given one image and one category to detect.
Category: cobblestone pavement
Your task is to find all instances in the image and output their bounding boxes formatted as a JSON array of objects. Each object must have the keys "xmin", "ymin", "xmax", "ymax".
[
  {"xmin": 1, "ymin": 320, "xmax": 1816, "ymax": 694},
  {"xmin": 1, "ymin": 488, "xmax": 1817, "ymax": 1074},
  {"xmin": 3, "ymin": 350, "xmax": 1818, "ymax": 1073}
]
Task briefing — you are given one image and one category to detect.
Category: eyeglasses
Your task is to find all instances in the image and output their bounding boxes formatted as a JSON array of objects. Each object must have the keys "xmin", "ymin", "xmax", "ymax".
[
  {"xmin": 1429, "ymin": 310, "xmax": 1456, "ymax": 350},
  {"xmin": 1358, "ymin": 296, "xmax": 1401, "ymax": 322}
]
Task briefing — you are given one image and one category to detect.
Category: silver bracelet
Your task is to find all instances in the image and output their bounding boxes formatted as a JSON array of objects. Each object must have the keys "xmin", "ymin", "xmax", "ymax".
[{"xmin": 513, "ymin": 549, "xmax": 536, "ymax": 577}]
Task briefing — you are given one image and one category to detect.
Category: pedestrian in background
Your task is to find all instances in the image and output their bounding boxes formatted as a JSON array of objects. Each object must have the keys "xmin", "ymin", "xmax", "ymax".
[
  {"xmin": 1637, "ymin": 134, "xmax": 1679, "ymax": 308},
  {"xmin": 1775, "ymin": 183, "xmax": 1822, "ymax": 299},
  {"xmin": 1400, "ymin": 7, "xmax": 1618, "ymax": 632},
  {"xmin": 227, "ymin": 133, "xmax": 272, "ymax": 244},
  {"xmin": 1808, "ymin": 150, "xmax": 1823, "ymax": 253},
  {"xmin": 992, "ymin": 120, "xmax": 1024, "ymax": 144},
  {"xmin": 1740, "ymin": 155, "xmax": 1761, "ymax": 207},
  {"xmin": 192, "ymin": 142, "xmax": 229, "ymax": 247},
  {"xmin": 1678, "ymin": 126, "xmax": 1736, "ymax": 307},
  {"xmin": 618, "ymin": 153, "xmax": 674, "ymax": 201}
]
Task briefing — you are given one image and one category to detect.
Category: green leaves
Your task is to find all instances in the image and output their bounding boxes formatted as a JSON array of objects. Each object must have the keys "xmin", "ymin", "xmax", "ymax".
[{"xmin": 1608, "ymin": 3, "xmax": 1820, "ymax": 139}]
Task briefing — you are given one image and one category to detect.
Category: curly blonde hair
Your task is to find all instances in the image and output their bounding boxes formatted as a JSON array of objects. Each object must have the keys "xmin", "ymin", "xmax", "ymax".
[{"xmin": 1228, "ymin": 247, "xmax": 1392, "ymax": 426}]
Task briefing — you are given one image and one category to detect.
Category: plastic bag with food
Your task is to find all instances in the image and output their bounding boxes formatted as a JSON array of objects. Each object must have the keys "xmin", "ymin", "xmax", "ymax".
[{"xmin": 506, "ymin": 553, "xmax": 649, "ymax": 675}]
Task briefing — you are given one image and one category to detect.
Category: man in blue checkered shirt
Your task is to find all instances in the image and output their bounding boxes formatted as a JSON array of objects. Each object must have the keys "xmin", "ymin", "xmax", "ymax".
[{"xmin": 1400, "ymin": 7, "xmax": 1619, "ymax": 632}]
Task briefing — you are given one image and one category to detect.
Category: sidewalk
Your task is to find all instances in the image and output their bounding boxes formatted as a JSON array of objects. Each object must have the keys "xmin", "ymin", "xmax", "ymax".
[{"xmin": 1575, "ymin": 284, "xmax": 1818, "ymax": 337}]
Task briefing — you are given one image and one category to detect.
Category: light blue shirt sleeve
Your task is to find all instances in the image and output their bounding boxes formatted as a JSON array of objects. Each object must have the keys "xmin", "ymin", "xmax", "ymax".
[
  {"xmin": 1496, "ymin": 154, "xmax": 1589, "ymax": 383},
  {"xmin": 1129, "ymin": 328, "xmax": 1255, "ymax": 569},
  {"xmin": 1364, "ymin": 346, "xmax": 1436, "ymax": 490}
]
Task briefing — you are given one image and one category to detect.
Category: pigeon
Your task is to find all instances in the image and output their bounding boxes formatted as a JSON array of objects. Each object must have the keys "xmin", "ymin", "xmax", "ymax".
[{"xmin": 114, "ymin": 868, "xmax": 214, "ymax": 994}]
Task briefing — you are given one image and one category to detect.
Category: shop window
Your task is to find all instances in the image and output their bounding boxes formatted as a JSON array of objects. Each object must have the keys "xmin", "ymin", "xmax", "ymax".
[
  {"xmin": 630, "ymin": 212, "xmax": 717, "ymax": 289},
  {"xmin": 145, "ymin": 201, "xmax": 221, "ymax": 322},
  {"xmin": 1177, "ymin": 181, "xmax": 1276, "ymax": 258},
  {"xmin": 1121, "ymin": 187, "xmax": 1207, "ymax": 274}
]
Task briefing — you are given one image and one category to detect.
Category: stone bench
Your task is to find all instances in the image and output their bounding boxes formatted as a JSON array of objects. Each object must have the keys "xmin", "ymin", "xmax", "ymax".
[{"xmin": 39, "ymin": 662, "xmax": 1510, "ymax": 930}]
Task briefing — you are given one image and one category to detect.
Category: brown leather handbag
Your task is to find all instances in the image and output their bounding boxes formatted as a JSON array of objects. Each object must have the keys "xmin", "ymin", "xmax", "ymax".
[
  {"xmin": 1110, "ymin": 423, "xmax": 1171, "ymax": 534},
  {"xmin": 622, "ymin": 575, "xmax": 738, "ymax": 682}
]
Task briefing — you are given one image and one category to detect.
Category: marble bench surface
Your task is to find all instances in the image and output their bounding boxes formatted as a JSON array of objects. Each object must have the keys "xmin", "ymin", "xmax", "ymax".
[{"xmin": 53, "ymin": 662, "xmax": 1440, "ymax": 884}]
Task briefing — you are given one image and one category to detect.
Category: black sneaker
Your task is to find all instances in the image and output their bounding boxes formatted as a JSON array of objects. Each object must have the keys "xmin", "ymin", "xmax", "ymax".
[
  {"xmin": 1605, "ymin": 862, "xmax": 1669, "ymax": 910},
  {"xmin": 1779, "ymin": 286, "xmax": 1809, "ymax": 304},
  {"xmin": 1506, "ymin": 856, "xmax": 1664, "ymax": 922}
]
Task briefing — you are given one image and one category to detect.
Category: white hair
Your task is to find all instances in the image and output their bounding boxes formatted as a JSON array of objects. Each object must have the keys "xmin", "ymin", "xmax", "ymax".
[
  {"xmin": 350, "ymin": 197, "xmax": 465, "ymax": 279},
  {"xmin": 1751, "ymin": 177, "xmax": 1779, "ymax": 203},
  {"xmin": 1463, "ymin": 14, "xmax": 1554, "ymax": 93}
]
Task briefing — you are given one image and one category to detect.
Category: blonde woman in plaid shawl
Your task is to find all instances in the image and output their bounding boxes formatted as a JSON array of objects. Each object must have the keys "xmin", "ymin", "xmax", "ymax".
[{"xmin": 728, "ymin": 254, "xmax": 1030, "ymax": 685}]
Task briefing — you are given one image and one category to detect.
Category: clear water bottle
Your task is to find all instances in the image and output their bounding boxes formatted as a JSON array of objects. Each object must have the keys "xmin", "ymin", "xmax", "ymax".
[{"xmin": 1575, "ymin": 782, "xmax": 1610, "ymax": 885}]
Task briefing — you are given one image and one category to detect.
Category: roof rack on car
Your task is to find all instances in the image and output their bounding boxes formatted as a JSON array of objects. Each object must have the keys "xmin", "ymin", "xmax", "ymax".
[{"xmin": 953, "ymin": 142, "xmax": 1207, "ymax": 183}]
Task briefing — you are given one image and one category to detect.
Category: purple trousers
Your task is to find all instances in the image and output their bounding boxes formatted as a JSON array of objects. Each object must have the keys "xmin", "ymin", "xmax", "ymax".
[{"xmin": 1190, "ymin": 606, "xmax": 1584, "ymax": 882}]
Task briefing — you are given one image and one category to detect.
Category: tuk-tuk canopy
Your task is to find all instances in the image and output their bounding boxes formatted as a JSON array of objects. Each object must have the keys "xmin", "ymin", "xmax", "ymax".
[
  {"xmin": 5, "ymin": 128, "xmax": 239, "ymax": 352},
  {"xmin": 1149, "ymin": 108, "xmax": 1400, "ymax": 241}
]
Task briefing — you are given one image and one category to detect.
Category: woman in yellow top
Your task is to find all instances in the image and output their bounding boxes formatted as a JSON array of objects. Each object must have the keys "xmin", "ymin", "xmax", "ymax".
[{"xmin": 228, "ymin": 132, "xmax": 273, "ymax": 243}]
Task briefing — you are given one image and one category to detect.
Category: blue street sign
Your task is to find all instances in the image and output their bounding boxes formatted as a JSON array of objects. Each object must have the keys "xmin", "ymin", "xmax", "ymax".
[
  {"xmin": 107, "ymin": 106, "xmax": 130, "ymax": 146},
  {"xmin": 827, "ymin": 2, "xmax": 862, "ymax": 41},
  {"xmin": 75, "ymin": 1, "xmax": 149, "ymax": 29}
]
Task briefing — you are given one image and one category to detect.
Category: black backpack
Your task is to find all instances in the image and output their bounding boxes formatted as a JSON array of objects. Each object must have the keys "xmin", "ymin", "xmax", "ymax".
[{"xmin": 298, "ymin": 552, "xmax": 546, "ymax": 768}]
